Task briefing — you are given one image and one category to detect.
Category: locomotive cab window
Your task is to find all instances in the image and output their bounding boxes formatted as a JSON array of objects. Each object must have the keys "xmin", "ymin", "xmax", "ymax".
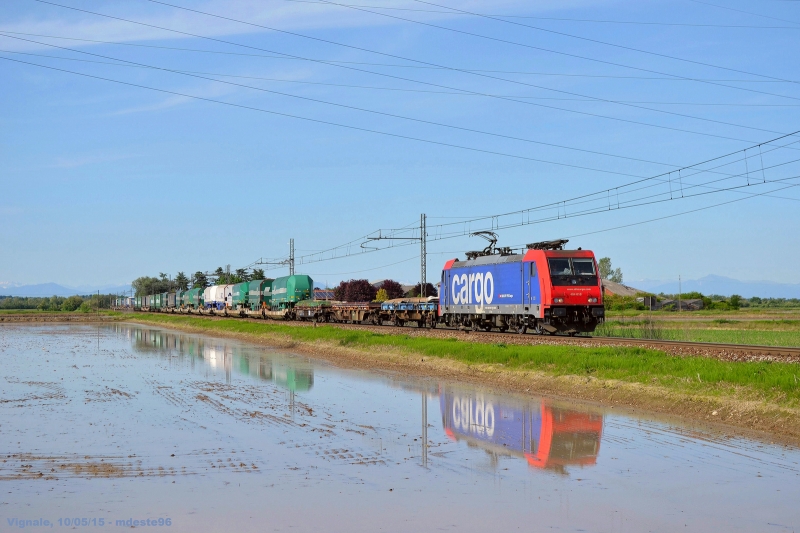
[
  {"xmin": 529, "ymin": 262, "xmax": 537, "ymax": 277},
  {"xmin": 572, "ymin": 259, "xmax": 596, "ymax": 276},
  {"xmin": 548, "ymin": 257, "xmax": 599, "ymax": 287},
  {"xmin": 548, "ymin": 258, "xmax": 572, "ymax": 276}
]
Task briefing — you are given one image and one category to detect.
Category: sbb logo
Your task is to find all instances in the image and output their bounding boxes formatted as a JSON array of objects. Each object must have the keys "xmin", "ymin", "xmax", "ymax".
[{"xmin": 451, "ymin": 272, "xmax": 494, "ymax": 309}]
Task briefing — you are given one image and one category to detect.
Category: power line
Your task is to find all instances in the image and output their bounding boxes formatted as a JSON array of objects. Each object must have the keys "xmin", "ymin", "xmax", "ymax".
[
  {"xmin": 281, "ymin": 0, "xmax": 800, "ymax": 29},
  {"xmin": 12, "ymin": 9, "xmax": 787, "ymax": 145},
  {"xmin": 404, "ymin": 0, "xmax": 800, "ymax": 84},
  {"xmin": 0, "ymin": 33, "xmax": 692, "ymax": 170},
  {"xmin": 689, "ymin": 0, "xmax": 800, "ymax": 26},
  {"xmin": 6, "ymin": 31, "xmax": 800, "ymax": 84},
  {"xmin": 0, "ymin": 54, "xmax": 674, "ymax": 176},
  {"xmin": 125, "ymin": 0, "xmax": 800, "ymax": 139},
  {"xmin": 296, "ymin": 0, "xmax": 800, "ymax": 103},
  {"xmin": 9, "ymin": 48, "xmax": 800, "ymax": 109}
]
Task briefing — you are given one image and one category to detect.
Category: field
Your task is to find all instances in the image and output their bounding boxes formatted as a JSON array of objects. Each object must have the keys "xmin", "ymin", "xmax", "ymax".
[{"xmin": 600, "ymin": 309, "xmax": 800, "ymax": 347}]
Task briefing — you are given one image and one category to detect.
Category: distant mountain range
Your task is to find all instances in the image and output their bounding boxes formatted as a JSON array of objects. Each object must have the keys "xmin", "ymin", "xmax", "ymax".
[
  {"xmin": 632, "ymin": 275, "xmax": 800, "ymax": 299},
  {"xmin": 1, "ymin": 283, "xmax": 132, "ymax": 297}
]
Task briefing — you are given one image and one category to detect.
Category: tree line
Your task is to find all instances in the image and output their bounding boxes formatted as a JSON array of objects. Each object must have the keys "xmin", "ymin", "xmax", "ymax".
[
  {"xmin": 0, "ymin": 294, "xmax": 114, "ymax": 311},
  {"xmin": 333, "ymin": 279, "xmax": 437, "ymax": 302},
  {"xmin": 131, "ymin": 268, "xmax": 266, "ymax": 297}
]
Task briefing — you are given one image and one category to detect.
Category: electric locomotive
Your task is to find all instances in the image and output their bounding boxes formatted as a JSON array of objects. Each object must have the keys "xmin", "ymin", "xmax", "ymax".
[{"xmin": 438, "ymin": 236, "xmax": 604, "ymax": 335}]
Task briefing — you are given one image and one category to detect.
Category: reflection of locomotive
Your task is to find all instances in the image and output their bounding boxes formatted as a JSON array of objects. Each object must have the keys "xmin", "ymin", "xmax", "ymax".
[{"xmin": 439, "ymin": 387, "xmax": 602, "ymax": 473}]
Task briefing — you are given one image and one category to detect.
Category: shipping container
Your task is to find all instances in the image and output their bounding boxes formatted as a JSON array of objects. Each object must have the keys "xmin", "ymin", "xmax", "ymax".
[
  {"xmin": 246, "ymin": 279, "xmax": 274, "ymax": 311},
  {"xmin": 271, "ymin": 275, "xmax": 313, "ymax": 310},
  {"xmin": 231, "ymin": 282, "xmax": 249, "ymax": 309}
]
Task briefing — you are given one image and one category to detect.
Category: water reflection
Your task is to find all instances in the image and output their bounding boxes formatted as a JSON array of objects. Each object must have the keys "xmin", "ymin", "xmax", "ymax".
[
  {"xmin": 123, "ymin": 325, "xmax": 313, "ymax": 392},
  {"xmin": 113, "ymin": 324, "xmax": 603, "ymax": 474},
  {"xmin": 439, "ymin": 386, "xmax": 603, "ymax": 474}
]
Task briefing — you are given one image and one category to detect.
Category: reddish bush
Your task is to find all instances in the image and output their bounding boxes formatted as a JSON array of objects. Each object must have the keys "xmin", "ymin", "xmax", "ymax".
[
  {"xmin": 334, "ymin": 279, "xmax": 378, "ymax": 302},
  {"xmin": 407, "ymin": 283, "xmax": 438, "ymax": 297},
  {"xmin": 380, "ymin": 279, "xmax": 405, "ymax": 300}
]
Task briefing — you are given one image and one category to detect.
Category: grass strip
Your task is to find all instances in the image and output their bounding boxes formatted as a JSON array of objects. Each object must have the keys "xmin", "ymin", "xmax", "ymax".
[{"xmin": 127, "ymin": 313, "xmax": 800, "ymax": 408}]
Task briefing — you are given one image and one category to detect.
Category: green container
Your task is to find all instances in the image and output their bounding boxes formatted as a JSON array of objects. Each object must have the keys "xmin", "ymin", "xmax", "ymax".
[
  {"xmin": 271, "ymin": 275, "xmax": 313, "ymax": 310},
  {"xmin": 153, "ymin": 294, "xmax": 161, "ymax": 309},
  {"xmin": 246, "ymin": 279, "xmax": 274, "ymax": 311},
  {"xmin": 184, "ymin": 288, "xmax": 204, "ymax": 308},
  {"xmin": 232, "ymin": 282, "xmax": 249, "ymax": 309}
]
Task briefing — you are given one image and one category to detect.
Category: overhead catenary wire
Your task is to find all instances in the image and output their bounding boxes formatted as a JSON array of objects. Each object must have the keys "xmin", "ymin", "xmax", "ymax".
[
  {"xmin": 22, "ymin": 2, "xmax": 793, "ymax": 143},
  {"xmin": 249, "ymin": 133, "xmax": 800, "ymax": 270}
]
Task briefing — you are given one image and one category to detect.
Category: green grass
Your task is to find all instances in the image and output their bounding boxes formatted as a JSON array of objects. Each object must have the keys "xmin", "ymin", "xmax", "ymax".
[
  {"xmin": 597, "ymin": 318, "xmax": 800, "ymax": 347},
  {"xmin": 129, "ymin": 313, "xmax": 800, "ymax": 407}
]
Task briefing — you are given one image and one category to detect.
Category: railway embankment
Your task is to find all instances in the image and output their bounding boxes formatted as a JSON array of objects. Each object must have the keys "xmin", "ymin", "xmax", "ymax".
[{"xmin": 117, "ymin": 313, "xmax": 800, "ymax": 442}]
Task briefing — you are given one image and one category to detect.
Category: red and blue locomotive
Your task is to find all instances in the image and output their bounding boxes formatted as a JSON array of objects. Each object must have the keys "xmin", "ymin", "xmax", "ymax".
[{"xmin": 438, "ymin": 237, "xmax": 604, "ymax": 335}]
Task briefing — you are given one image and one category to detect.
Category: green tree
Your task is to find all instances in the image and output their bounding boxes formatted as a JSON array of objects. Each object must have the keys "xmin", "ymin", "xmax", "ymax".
[
  {"xmin": 132, "ymin": 276, "xmax": 168, "ymax": 297},
  {"xmin": 374, "ymin": 288, "xmax": 388, "ymax": 302},
  {"xmin": 192, "ymin": 272, "xmax": 209, "ymax": 289},
  {"xmin": 213, "ymin": 267, "xmax": 226, "ymax": 285},
  {"xmin": 598, "ymin": 257, "xmax": 612, "ymax": 279},
  {"xmin": 598, "ymin": 257, "xmax": 623, "ymax": 283},
  {"xmin": 235, "ymin": 268, "xmax": 250, "ymax": 282},
  {"xmin": 251, "ymin": 268, "xmax": 265, "ymax": 280},
  {"xmin": 60, "ymin": 295, "xmax": 84, "ymax": 312},
  {"xmin": 175, "ymin": 272, "xmax": 189, "ymax": 291},
  {"xmin": 729, "ymin": 294, "xmax": 742, "ymax": 310}
]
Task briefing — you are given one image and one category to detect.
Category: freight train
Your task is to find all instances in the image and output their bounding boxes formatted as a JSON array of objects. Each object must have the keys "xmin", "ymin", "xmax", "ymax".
[{"xmin": 121, "ymin": 239, "xmax": 604, "ymax": 335}]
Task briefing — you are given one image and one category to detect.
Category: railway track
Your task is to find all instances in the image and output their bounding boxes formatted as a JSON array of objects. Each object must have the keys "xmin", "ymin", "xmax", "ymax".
[{"xmin": 126, "ymin": 310, "xmax": 800, "ymax": 363}]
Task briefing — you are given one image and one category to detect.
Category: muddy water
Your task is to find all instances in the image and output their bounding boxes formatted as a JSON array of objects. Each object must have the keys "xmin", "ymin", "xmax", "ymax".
[{"xmin": 1, "ymin": 323, "xmax": 798, "ymax": 532}]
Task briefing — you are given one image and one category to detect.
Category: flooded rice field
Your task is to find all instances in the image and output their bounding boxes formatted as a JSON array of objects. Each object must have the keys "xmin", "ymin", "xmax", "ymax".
[{"xmin": 1, "ymin": 323, "xmax": 799, "ymax": 532}]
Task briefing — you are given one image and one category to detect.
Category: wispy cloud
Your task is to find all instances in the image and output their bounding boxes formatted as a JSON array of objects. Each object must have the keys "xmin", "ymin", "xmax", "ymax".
[{"xmin": 0, "ymin": 0, "xmax": 599, "ymax": 52}]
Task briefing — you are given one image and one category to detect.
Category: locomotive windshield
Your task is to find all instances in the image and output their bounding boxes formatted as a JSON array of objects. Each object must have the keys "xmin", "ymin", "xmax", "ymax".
[{"xmin": 548, "ymin": 257, "xmax": 598, "ymax": 286}]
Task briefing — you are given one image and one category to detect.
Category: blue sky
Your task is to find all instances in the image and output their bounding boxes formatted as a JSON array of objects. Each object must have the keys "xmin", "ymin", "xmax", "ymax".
[{"xmin": 1, "ymin": 0, "xmax": 799, "ymax": 289}]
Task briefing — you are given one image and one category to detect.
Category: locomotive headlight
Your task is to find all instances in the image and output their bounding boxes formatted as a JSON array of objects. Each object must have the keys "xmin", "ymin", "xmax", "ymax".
[
  {"xmin": 554, "ymin": 298, "xmax": 564, "ymax": 303},
  {"xmin": 588, "ymin": 297, "xmax": 598, "ymax": 303}
]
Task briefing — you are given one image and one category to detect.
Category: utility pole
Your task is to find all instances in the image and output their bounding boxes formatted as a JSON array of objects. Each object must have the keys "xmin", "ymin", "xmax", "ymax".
[
  {"xmin": 289, "ymin": 238, "xmax": 295, "ymax": 276},
  {"xmin": 253, "ymin": 239, "xmax": 295, "ymax": 276},
  {"xmin": 365, "ymin": 213, "xmax": 427, "ymax": 297},
  {"xmin": 420, "ymin": 214, "xmax": 427, "ymax": 297},
  {"xmin": 678, "ymin": 275, "xmax": 682, "ymax": 313}
]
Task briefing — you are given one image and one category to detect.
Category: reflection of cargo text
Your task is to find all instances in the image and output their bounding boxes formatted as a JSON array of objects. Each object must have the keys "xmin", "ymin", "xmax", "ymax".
[{"xmin": 451, "ymin": 395, "xmax": 495, "ymax": 437}]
